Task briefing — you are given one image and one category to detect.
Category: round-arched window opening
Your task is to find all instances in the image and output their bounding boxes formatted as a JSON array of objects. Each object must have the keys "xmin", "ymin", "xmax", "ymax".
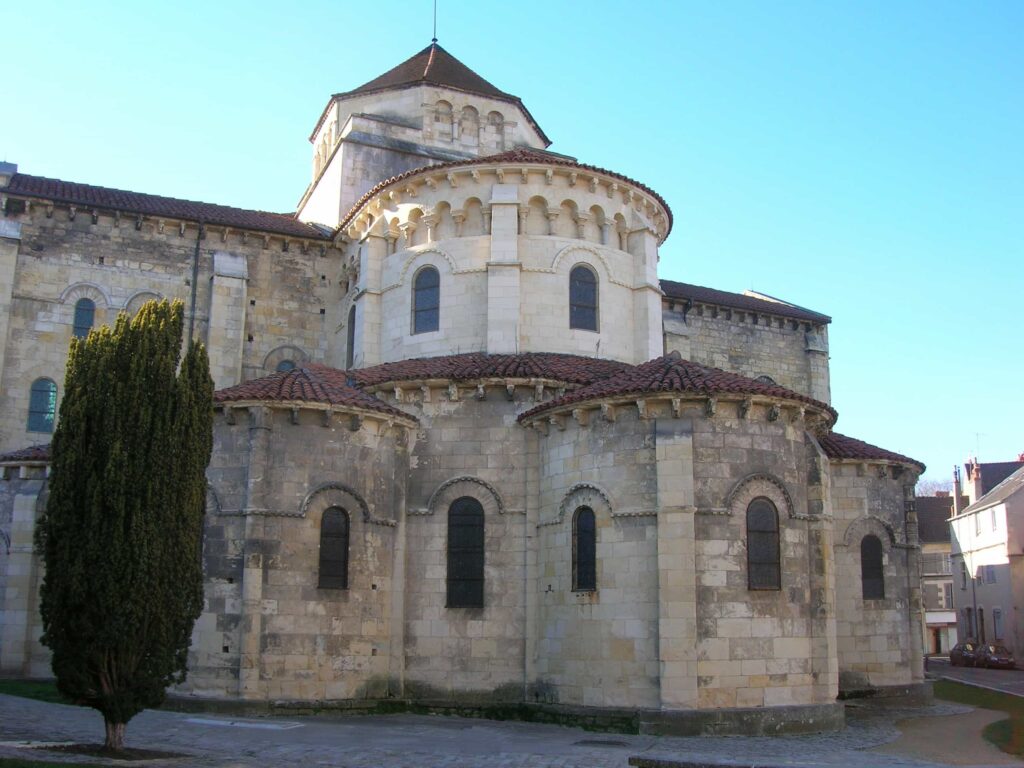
[{"xmin": 276, "ymin": 360, "xmax": 296, "ymax": 373}]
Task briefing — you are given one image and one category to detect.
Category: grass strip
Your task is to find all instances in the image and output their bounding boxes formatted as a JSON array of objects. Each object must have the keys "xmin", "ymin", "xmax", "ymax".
[
  {"xmin": 933, "ymin": 678, "xmax": 1024, "ymax": 755},
  {"xmin": 0, "ymin": 680, "xmax": 64, "ymax": 705}
]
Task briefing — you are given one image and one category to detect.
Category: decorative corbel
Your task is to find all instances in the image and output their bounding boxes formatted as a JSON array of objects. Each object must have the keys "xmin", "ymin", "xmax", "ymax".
[
  {"xmin": 425, "ymin": 177, "xmax": 438, "ymax": 191},
  {"xmin": 791, "ymin": 406, "xmax": 806, "ymax": 424},
  {"xmin": 69, "ymin": 206, "xmax": 77, "ymax": 221},
  {"xmin": 321, "ymin": 410, "xmax": 332, "ymax": 428},
  {"xmin": 568, "ymin": 172, "xmax": 578, "ymax": 187},
  {"xmin": 224, "ymin": 406, "xmax": 236, "ymax": 425},
  {"xmin": 348, "ymin": 414, "xmax": 362, "ymax": 432},
  {"xmin": 241, "ymin": 230, "xmax": 248, "ymax": 244},
  {"xmin": 636, "ymin": 399, "xmax": 649, "ymax": 419},
  {"xmin": 262, "ymin": 235, "xmax": 271, "ymax": 249},
  {"xmin": 877, "ymin": 465, "xmax": 889, "ymax": 479},
  {"xmin": 92, "ymin": 210, "xmax": 100, "ymax": 225},
  {"xmin": 135, "ymin": 215, "xmax": 144, "ymax": 231},
  {"xmin": 446, "ymin": 172, "xmax": 458, "ymax": 188},
  {"xmin": 470, "ymin": 169, "xmax": 480, "ymax": 182},
  {"xmin": 601, "ymin": 403, "xmax": 616, "ymax": 422},
  {"xmin": 505, "ymin": 384, "xmax": 516, "ymax": 401},
  {"xmin": 393, "ymin": 386, "xmax": 404, "ymax": 403},
  {"xmin": 533, "ymin": 420, "xmax": 549, "ymax": 436},
  {"xmin": 608, "ymin": 182, "xmax": 618, "ymax": 199},
  {"xmin": 588, "ymin": 176, "xmax": 599, "ymax": 193},
  {"xmin": 544, "ymin": 169, "xmax": 554, "ymax": 185},
  {"xmin": 290, "ymin": 407, "xmax": 300, "ymax": 425},
  {"xmin": 768, "ymin": 404, "xmax": 781, "ymax": 421},
  {"xmin": 448, "ymin": 383, "xmax": 459, "ymax": 401},
  {"xmin": 519, "ymin": 168, "xmax": 529, "ymax": 183},
  {"xmin": 572, "ymin": 408, "xmax": 590, "ymax": 427},
  {"xmin": 496, "ymin": 168, "xmax": 506, "ymax": 183},
  {"xmin": 475, "ymin": 384, "xmax": 486, "ymax": 401},
  {"xmin": 739, "ymin": 398, "xmax": 752, "ymax": 419},
  {"xmin": 705, "ymin": 397, "xmax": 717, "ymax": 417},
  {"xmin": 549, "ymin": 414, "xmax": 566, "ymax": 432},
  {"xmin": 45, "ymin": 203, "xmax": 54, "ymax": 218},
  {"xmin": 282, "ymin": 239, "xmax": 290, "ymax": 253},
  {"xmin": 179, "ymin": 221, "xmax": 186, "ymax": 237},
  {"xmin": 534, "ymin": 384, "xmax": 544, "ymax": 401},
  {"xmin": 671, "ymin": 398, "xmax": 682, "ymax": 418},
  {"xmin": 113, "ymin": 210, "xmax": 120, "ymax": 228},
  {"xmin": 420, "ymin": 385, "xmax": 431, "ymax": 403},
  {"xmin": 404, "ymin": 184, "xmax": 417, "ymax": 198}
]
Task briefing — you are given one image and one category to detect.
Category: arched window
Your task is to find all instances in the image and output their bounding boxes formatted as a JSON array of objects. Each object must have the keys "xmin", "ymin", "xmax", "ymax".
[
  {"xmin": 27, "ymin": 378, "xmax": 57, "ymax": 433},
  {"xmin": 276, "ymin": 360, "xmax": 296, "ymax": 373},
  {"xmin": 447, "ymin": 496, "xmax": 484, "ymax": 607},
  {"xmin": 861, "ymin": 534, "xmax": 885, "ymax": 599},
  {"xmin": 569, "ymin": 264, "xmax": 598, "ymax": 331},
  {"xmin": 318, "ymin": 507, "xmax": 350, "ymax": 589},
  {"xmin": 346, "ymin": 305, "xmax": 356, "ymax": 369},
  {"xmin": 413, "ymin": 266, "xmax": 440, "ymax": 334},
  {"xmin": 72, "ymin": 298, "xmax": 95, "ymax": 338},
  {"xmin": 755, "ymin": 375, "xmax": 777, "ymax": 385},
  {"xmin": 746, "ymin": 497, "xmax": 780, "ymax": 590},
  {"xmin": 573, "ymin": 506, "xmax": 596, "ymax": 591}
]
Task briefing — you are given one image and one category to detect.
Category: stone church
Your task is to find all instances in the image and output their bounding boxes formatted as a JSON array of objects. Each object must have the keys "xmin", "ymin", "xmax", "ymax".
[{"xmin": 0, "ymin": 43, "xmax": 927, "ymax": 733}]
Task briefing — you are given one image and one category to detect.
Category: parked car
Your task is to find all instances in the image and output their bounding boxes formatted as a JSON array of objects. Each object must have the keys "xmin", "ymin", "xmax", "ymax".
[
  {"xmin": 979, "ymin": 643, "xmax": 1016, "ymax": 670},
  {"xmin": 950, "ymin": 640, "xmax": 981, "ymax": 667}
]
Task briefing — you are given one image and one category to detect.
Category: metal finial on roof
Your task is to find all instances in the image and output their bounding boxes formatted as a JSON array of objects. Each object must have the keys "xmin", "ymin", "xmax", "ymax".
[{"xmin": 432, "ymin": 0, "xmax": 438, "ymax": 43}]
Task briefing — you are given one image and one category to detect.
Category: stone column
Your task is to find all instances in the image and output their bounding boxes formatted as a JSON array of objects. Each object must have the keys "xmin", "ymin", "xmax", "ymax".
[
  {"xmin": 0, "ymin": 475, "xmax": 46, "ymax": 676},
  {"xmin": 523, "ymin": 426, "xmax": 540, "ymax": 696},
  {"xmin": 206, "ymin": 251, "xmax": 248, "ymax": 390},
  {"xmin": 805, "ymin": 328, "xmax": 831, "ymax": 405},
  {"xmin": 545, "ymin": 210, "xmax": 559, "ymax": 236},
  {"xmin": 600, "ymin": 219, "xmax": 614, "ymax": 247},
  {"xmin": 654, "ymin": 419, "xmax": 698, "ymax": 709},
  {"xmin": 627, "ymin": 227, "xmax": 664, "ymax": 363},
  {"xmin": 359, "ymin": 230, "xmax": 388, "ymax": 367},
  {"xmin": 0, "ymin": 220, "xmax": 22, "ymax": 398},
  {"xmin": 421, "ymin": 214, "xmax": 438, "ymax": 244},
  {"xmin": 904, "ymin": 486, "xmax": 925, "ymax": 683},
  {"xmin": 575, "ymin": 213, "xmax": 590, "ymax": 240},
  {"xmin": 451, "ymin": 210, "xmax": 466, "ymax": 237},
  {"xmin": 487, "ymin": 184, "xmax": 522, "ymax": 354}
]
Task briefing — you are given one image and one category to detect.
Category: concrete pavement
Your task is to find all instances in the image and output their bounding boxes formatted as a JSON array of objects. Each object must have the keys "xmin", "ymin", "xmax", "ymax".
[
  {"xmin": 0, "ymin": 692, "xmax": 1019, "ymax": 768},
  {"xmin": 929, "ymin": 657, "xmax": 1024, "ymax": 698}
]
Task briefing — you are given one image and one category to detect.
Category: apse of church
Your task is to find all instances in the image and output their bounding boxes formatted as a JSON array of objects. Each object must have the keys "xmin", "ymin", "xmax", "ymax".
[{"xmin": 0, "ymin": 43, "xmax": 926, "ymax": 734}]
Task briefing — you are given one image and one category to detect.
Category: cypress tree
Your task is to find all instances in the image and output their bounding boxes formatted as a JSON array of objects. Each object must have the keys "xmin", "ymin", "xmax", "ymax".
[{"xmin": 36, "ymin": 299, "xmax": 213, "ymax": 752}]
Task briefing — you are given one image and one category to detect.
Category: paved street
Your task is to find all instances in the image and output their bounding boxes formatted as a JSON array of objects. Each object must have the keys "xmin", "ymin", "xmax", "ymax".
[
  {"xmin": 929, "ymin": 657, "xmax": 1024, "ymax": 698},
  {"xmin": 0, "ymin": 692, "xmax": 1018, "ymax": 768}
]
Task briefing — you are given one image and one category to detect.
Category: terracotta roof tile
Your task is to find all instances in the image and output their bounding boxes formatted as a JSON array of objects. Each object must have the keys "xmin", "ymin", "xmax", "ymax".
[
  {"xmin": 0, "ymin": 443, "xmax": 51, "ymax": 463},
  {"xmin": 818, "ymin": 431, "xmax": 924, "ymax": 471},
  {"xmin": 5, "ymin": 174, "xmax": 332, "ymax": 241},
  {"xmin": 350, "ymin": 352, "xmax": 631, "ymax": 388},
  {"xmin": 214, "ymin": 364, "xmax": 413, "ymax": 421},
  {"xmin": 661, "ymin": 279, "xmax": 831, "ymax": 324},
  {"xmin": 338, "ymin": 147, "xmax": 673, "ymax": 239},
  {"xmin": 519, "ymin": 353, "xmax": 837, "ymax": 422}
]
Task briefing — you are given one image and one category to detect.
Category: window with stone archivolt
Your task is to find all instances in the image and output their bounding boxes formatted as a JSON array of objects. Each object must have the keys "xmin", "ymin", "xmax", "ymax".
[
  {"xmin": 318, "ymin": 507, "xmax": 350, "ymax": 589},
  {"xmin": 569, "ymin": 264, "xmax": 598, "ymax": 331},
  {"xmin": 746, "ymin": 497, "xmax": 781, "ymax": 590},
  {"xmin": 412, "ymin": 266, "xmax": 440, "ymax": 334},
  {"xmin": 447, "ymin": 496, "xmax": 484, "ymax": 608},
  {"xmin": 27, "ymin": 378, "xmax": 57, "ymax": 433},
  {"xmin": 573, "ymin": 506, "xmax": 597, "ymax": 592}
]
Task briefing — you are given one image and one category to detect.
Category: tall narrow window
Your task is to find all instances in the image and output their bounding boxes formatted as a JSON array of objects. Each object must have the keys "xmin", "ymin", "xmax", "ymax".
[
  {"xmin": 346, "ymin": 305, "xmax": 356, "ymax": 369},
  {"xmin": 960, "ymin": 560, "xmax": 967, "ymax": 589},
  {"xmin": 573, "ymin": 506, "xmax": 597, "ymax": 591},
  {"xmin": 994, "ymin": 608, "xmax": 1004, "ymax": 640},
  {"xmin": 72, "ymin": 298, "xmax": 95, "ymax": 338},
  {"xmin": 413, "ymin": 266, "xmax": 440, "ymax": 334},
  {"xmin": 318, "ymin": 507, "xmax": 350, "ymax": 589},
  {"xmin": 27, "ymin": 378, "xmax": 57, "ymax": 433},
  {"xmin": 746, "ymin": 497, "xmax": 780, "ymax": 590},
  {"xmin": 569, "ymin": 264, "xmax": 598, "ymax": 331},
  {"xmin": 447, "ymin": 496, "xmax": 484, "ymax": 607},
  {"xmin": 860, "ymin": 534, "xmax": 885, "ymax": 599}
]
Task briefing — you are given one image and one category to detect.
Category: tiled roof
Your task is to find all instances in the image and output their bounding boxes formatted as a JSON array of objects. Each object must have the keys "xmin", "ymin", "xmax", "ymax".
[
  {"xmin": 5, "ymin": 174, "xmax": 332, "ymax": 241},
  {"xmin": 338, "ymin": 147, "xmax": 673, "ymax": 239},
  {"xmin": 519, "ymin": 353, "xmax": 837, "ymax": 422},
  {"xmin": 818, "ymin": 432, "xmax": 925, "ymax": 470},
  {"xmin": 0, "ymin": 443, "xmax": 51, "ymax": 463},
  {"xmin": 326, "ymin": 43, "xmax": 550, "ymax": 147},
  {"xmin": 214, "ymin": 364, "xmax": 414, "ymax": 421},
  {"xmin": 660, "ymin": 280, "xmax": 831, "ymax": 324},
  {"xmin": 965, "ymin": 460, "xmax": 1024, "ymax": 496},
  {"xmin": 915, "ymin": 496, "xmax": 960, "ymax": 542},
  {"xmin": 350, "ymin": 352, "xmax": 631, "ymax": 388}
]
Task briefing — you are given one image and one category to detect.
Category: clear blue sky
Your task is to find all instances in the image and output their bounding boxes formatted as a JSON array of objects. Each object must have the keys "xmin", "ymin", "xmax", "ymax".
[{"xmin": 3, "ymin": 0, "xmax": 1021, "ymax": 486}]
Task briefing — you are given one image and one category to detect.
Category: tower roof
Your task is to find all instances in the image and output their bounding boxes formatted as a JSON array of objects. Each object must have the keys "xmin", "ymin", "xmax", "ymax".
[
  {"xmin": 337, "ymin": 42, "xmax": 515, "ymax": 102},
  {"xmin": 314, "ymin": 43, "xmax": 550, "ymax": 146}
]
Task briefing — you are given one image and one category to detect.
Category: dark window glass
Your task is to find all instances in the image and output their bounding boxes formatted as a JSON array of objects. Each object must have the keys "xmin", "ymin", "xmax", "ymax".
[
  {"xmin": 860, "ymin": 534, "xmax": 884, "ymax": 599},
  {"xmin": 27, "ymin": 378, "xmax": 57, "ymax": 433},
  {"xmin": 573, "ymin": 506, "xmax": 596, "ymax": 591},
  {"xmin": 72, "ymin": 298, "xmax": 95, "ymax": 338},
  {"xmin": 413, "ymin": 267, "xmax": 440, "ymax": 334},
  {"xmin": 747, "ymin": 497, "xmax": 780, "ymax": 590},
  {"xmin": 447, "ymin": 496, "xmax": 484, "ymax": 607},
  {"xmin": 276, "ymin": 360, "xmax": 296, "ymax": 372},
  {"xmin": 569, "ymin": 265, "xmax": 598, "ymax": 331},
  {"xmin": 346, "ymin": 305, "xmax": 356, "ymax": 369},
  {"xmin": 318, "ymin": 507, "xmax": 350, "ymax": 589}
]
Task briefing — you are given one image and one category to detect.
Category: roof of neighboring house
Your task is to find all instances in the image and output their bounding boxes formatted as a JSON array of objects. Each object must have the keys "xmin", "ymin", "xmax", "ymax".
[
  {"xmin": 0, "ymin": 444, "xmax": 51, "ymax": 463},
  {"xmin": 326, "ymin": 42, "xmax": 550, "ymax": 147},
  {"xmin": 350, "ymin": 352, "xmax": 631, "ymax": 389},
  {"xmin": 214, "ymin": 364, "xmax": 414, "ymax": 421},
  {"xmin": 337, "ymin": 147, "xmax": 672, "ymax": 238},
  {"xmin": 961, "ymin": 465, "xmax": 1024, "ymax": 516},
  {"xmin": 916, "ymin": 496, "xmax": 964, "ymax": 543},
  {"xmin": 818, "ymin": 432, "xmax": 925, "ymax": 471},
  {"xmin": 518, "ymin": 352, "xmax": 837, "ymax": 422},
  {"xmin": 660, "ymin": 279, "xmax": 831, "ymax": 324},
  {"xmin": 4, "ymin": 174, "xmax": 332, "ymax": 241},
  {"xmin": 965, "ymin": 460, "xmax": 1024, "ymax": 496}
]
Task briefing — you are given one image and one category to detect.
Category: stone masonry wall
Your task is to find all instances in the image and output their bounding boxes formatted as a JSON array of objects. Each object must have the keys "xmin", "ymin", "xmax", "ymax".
[
  {"xmin": 830, "ymin": 460, "xmax": 922, "ymax": 691},
  {"xmin": 534, "ymin": 411, "xmax": 660, "ymax": 708}
]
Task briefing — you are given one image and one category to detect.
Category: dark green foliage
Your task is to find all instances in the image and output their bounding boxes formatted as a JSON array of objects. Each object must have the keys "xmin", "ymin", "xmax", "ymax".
[{"xmin": 36, "ymin": 300, "xmax": 213, "ymax": 748}]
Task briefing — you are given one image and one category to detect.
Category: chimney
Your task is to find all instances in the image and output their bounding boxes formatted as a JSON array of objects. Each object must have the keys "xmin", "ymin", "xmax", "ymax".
[
  {"xmin": 935, "ymin": 491, "xmax": 949, "ymax": 497},
  {"xmin": 953, "ymin": 466, "xmax": 964, "ymax": 514}
]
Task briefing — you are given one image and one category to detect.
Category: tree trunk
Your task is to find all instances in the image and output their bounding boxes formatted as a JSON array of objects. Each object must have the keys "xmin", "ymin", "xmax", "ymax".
[{"xmin": 104, "ymin": 719, "xmax": 126, "ymax": 752}]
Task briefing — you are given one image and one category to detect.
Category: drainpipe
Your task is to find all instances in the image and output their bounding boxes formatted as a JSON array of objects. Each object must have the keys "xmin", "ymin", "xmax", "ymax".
[{"xmin": 187, "ymin": 221, "xmax": 204, "ymax": 346}]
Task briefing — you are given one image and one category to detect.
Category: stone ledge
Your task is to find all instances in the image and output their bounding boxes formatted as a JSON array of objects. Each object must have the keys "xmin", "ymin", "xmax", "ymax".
[
  {"xmin": 639, "ymin": 701, "xmax": 845, "ymax": 737},
  {"xmin": 837, "ymin": 680, "xmax": 933, "ymax": 706}
]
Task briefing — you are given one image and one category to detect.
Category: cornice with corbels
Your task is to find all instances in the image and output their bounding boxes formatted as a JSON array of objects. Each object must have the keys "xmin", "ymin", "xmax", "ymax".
[{"xmin": 214, "ymin": 400, "xmax": 417, "ymax": 436}]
